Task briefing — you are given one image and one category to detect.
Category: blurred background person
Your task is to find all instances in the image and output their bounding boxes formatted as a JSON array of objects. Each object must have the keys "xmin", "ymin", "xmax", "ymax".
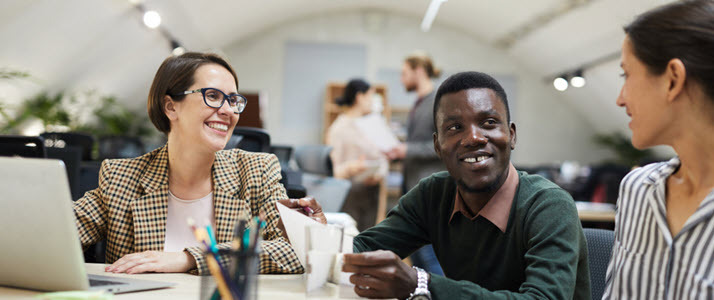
[
  {"xmin": 386, "ymin": 53, "xmax": 445, "ymax": 194},
  {"xmin": 326, "ymin": 78, "xmax": 389, "ymax": 231},
  {"xmin": 385, "ymin": 53, "xmax": 447, "ymax": 275}
]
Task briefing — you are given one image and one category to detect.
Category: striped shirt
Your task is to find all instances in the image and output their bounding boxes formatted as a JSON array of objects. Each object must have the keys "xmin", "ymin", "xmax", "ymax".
[{"xmin": 603, "ymin": 157, "xmax": 714, "ymax": 300}]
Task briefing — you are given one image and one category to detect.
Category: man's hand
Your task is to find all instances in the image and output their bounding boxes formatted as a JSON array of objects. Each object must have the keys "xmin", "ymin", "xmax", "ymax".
[
  {"xmin": 342, "ymin": 250, "xmax": 418, "ymax": 299},
  {"xmin": 105, "ymin": 251, "xmax": 196, "ymax": 274},
  {"xmin": 384, "ymin": 144, "xmax": 407, "ymax": 160}
]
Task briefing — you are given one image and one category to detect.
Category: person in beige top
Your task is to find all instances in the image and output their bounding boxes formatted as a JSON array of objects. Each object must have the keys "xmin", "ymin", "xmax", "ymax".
[{"xmin": 326, "ymin": 79, "xmax": 389, "ymax": 231}]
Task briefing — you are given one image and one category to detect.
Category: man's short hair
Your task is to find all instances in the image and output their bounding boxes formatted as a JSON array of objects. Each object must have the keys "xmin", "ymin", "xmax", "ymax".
[{"xmin": 433, "ymin": 71, "xmax": 510, "ymax": 129}]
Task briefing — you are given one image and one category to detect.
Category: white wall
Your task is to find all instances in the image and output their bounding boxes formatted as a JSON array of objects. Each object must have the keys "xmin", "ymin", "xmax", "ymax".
[{"xmin": 221, "ymin": 10, "xmax": 611, "ymax": 166}]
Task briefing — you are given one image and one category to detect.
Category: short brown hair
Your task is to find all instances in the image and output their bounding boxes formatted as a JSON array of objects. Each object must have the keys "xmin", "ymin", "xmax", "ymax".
[
  {"xmin": 147, "ymin": 52, "xmax": 239, "ymax": 133},
  {"xmin": 405, "ymin": 53, "xmax": 441, "ymax": 79}
]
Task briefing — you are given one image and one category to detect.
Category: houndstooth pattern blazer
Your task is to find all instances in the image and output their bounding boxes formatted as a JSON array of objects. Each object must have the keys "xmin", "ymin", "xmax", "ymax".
[{"xmin": 72, "ymin": 144, "xmax": 304, "ymax": 275}]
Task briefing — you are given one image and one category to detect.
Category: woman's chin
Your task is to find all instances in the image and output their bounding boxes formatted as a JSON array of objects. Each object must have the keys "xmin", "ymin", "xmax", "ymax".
[{"xmin": 200, "ymin": 136, "xmax": 229, "ymax": 153}]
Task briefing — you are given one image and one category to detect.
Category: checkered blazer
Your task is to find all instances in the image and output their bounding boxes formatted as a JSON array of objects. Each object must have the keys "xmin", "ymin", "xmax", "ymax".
[{"xmin": 73, "ymin": 144, "xmax": 304, "ymax": 275}]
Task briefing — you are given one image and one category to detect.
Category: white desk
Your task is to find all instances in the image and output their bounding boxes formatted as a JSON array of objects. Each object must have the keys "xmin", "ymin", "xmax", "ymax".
[
  {"xmin": 0, "ymin": 263, "xmax": 362, "ymax": 299},
  {"xmin": 576, "ymin": 201, "xmax": 616, "ymax": 223}
]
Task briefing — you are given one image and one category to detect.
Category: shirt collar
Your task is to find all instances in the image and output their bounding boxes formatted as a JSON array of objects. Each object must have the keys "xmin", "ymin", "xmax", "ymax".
[
  {"xmin": 449, "ymin": 163, "xmax": 519, "ymax": 232},
  {"xmin": 643, "ymin": 157, "xmax": 681, "ymax": 185}
]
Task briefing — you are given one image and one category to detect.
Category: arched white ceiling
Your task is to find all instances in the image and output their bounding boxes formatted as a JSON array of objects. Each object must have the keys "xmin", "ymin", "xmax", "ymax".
[{"xmin": 0, "ymin": 0, "xmax": 673, "ymax": 134}]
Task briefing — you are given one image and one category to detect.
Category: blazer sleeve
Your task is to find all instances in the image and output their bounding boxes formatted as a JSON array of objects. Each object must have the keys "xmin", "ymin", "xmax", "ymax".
[
  {"xmin": 185, "ymin": 154, "xmax": 304, "ymax": 275},
  {"xmin": 255, "ymin": 154, "xmax": 304, "ymax": 274},
  {"xmin": 73, "ymin": 160, "xmax": 111, "ymax": 249}
]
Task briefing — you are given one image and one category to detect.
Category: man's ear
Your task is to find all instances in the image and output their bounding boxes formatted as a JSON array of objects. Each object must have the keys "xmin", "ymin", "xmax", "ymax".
[
  {"xmin": 433, "ymin": 132, "xmax": 441, "ymax": 158},
  {"xmin": 509, "ymin": 122, "xmax": 517, "ymax": 150},
  {"xmin": 164, "ymin": 95, "xmax": 178, "ymax": 121},
  {"xmin": 416, "ymin": 66, "xmax": 428, "ymax": 79},
  {"xmin": 665, "ymin": 58, "xmax": 687, "ymax": 103}
]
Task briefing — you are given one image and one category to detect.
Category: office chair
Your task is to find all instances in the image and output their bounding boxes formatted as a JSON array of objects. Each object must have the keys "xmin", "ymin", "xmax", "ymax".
[
  {"xmin": 573, "ymin": 164, "xmax": 629, "ymax": 203},
  {"xmin": 224, "ymin": 126, "xmax": 271, "ymax": 153},
  {"xmin": 584, "ymin": 228, "xmax": 615, "ymax": 300},
  {"xmin": 46, "ymin": 146, "xmax": 82, "ymax": 200},
  {"xmin": 294, "ymin": 145, "xmax": 334, "ymax": 176},
  {"xmin": 98, "ymin": 135, "xmax": 144, "ymax": 160},
  {"xmin": 270, "ymin": 144, "xmax": 308, "ymax": 198},
  {"xmin": 294, "ymin": 145, "xmax": 350, "ymax": 213},
  {"xmin": 0, "ymin": 135, "xmax": 46, "ymax": 158},
  {"xmin": 270, "ymin": 144, "xmax": 293, "ymax": 171},
  {"xmin": 40, "ymin": 132, "xmax": 95, "ymax": 161}
]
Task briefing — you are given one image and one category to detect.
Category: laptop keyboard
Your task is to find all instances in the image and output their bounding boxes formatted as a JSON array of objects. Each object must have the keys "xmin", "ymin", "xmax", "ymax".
[{"xmin": 89, "ymin": 279, "xmax": 127, "ymax": 287}]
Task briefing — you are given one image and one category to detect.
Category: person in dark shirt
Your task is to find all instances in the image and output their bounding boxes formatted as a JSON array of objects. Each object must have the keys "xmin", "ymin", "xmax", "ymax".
[{"xmin": 343, "ymin": 71, "xmax": 591, "ymax": 300}]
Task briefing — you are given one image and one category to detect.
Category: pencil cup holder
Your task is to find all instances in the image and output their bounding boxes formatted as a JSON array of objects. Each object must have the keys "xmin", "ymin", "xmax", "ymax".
[{"xmin": 200, "ymin": 249, "xmax": 259, "ymax": 300}]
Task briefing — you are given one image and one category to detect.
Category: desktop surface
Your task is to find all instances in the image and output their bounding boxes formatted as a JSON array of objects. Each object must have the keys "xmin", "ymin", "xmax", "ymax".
[{"xmin": 0, "ymin": 263, "xmax": 364, "ymax": 299}]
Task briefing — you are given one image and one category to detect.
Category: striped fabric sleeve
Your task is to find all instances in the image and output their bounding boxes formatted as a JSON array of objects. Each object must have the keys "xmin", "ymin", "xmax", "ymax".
[
  {"xmin": 73, "ymin": 159, "xmax": 111, "ymax": 250},
  {"xmin": 601, "ymin": 166, "xmax": 633, "ymax": 299}
]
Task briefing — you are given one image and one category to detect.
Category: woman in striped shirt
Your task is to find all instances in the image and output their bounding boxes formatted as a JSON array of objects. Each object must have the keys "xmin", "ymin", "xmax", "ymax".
[{"xmin": 603, "ymin": 0, "xmax": 714, "ymax": 299}]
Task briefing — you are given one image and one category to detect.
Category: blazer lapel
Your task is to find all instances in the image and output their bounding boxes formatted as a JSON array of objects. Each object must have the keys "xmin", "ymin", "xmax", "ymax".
[
  {"xmin": 132, "ymin": 145, "xmax": 170, "ymax": 252},
  {"xmin": 212, "ymin": 150, "xmax": 245, "ymax": 243}
]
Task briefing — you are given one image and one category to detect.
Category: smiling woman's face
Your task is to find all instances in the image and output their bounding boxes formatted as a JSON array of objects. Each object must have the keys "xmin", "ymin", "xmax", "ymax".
[
  {"xmin": 434, "ymin": 88, "xmax": 516, "ymax": 193},
  {"xmin": 166, "ymin": 63, "xmax": 239, "ymax": 153}
]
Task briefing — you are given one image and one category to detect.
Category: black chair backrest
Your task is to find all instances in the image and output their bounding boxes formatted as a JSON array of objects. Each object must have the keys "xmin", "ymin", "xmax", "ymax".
[
  {"xmin": 294, "ymin": 145, "xmax": 333, "ymax": 176},
  {"xmin": 584, "ymin": 228, "xmax": 615, "ymax": 300},
  {"xmin": 270, "ymin": 144, "xmax": 293, "ymax": 171},
  {"xmin": 40, "ymin": 132, "xmax": 95, "ymax": 161},
  {"xmin": 225, "ymin": 127, "xmax": 271, "ymax": 153},
  {"xmin": 98, "ymin": 135, "xmax": 144, "ymax": 160},
  {"xmin": 0, "ymin": 135, "xmax": 46, "ymax": 158},
  {"xmin": 46, "ymin": 146, "xmax": 82, "ymax": 200}
]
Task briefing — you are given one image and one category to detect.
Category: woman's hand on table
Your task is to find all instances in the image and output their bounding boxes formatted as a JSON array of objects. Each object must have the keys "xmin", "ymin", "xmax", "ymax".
[{"xmin": 105, "ymin": 250, "xmax": 196, "ymax": 274}]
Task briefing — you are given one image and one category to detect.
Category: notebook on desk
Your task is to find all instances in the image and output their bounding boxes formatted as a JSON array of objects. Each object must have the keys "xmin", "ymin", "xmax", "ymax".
[{"xmin": 0, "ymin": 157, "xmax": 174, "ymax": 294}]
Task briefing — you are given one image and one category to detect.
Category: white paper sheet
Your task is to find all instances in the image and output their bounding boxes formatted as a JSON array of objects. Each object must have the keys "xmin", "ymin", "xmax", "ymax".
[
  {"xmin": 353, "ymin": 113, "xmax": 400, "ymax": 152},
  {"xmin": 276, "ymin": 202, "xmax": 325, "ymax": 268}
]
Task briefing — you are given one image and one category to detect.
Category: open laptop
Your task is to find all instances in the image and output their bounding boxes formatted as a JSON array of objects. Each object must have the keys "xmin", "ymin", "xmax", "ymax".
[{"xmin": 0, "ymin": 157, "xmax": 174, "ymax": 293}]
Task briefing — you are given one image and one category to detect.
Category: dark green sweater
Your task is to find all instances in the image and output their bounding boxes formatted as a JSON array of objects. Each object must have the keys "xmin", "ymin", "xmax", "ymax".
[{"xmin": 354, "ymin": 171, "xmax": 591, "ymax": 300}]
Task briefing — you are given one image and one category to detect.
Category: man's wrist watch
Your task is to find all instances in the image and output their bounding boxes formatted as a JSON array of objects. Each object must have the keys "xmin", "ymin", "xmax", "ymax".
[{"xmin": 408, "ymin": 266, "xmax": 431, "ymax": 300}]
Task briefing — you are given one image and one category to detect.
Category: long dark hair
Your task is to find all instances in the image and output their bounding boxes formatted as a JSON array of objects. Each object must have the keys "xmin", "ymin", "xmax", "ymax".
[
  {"xmin": 625, "ymin": 0, "xmax": 714, "ymax": 101},
  {"xmin": 335, "ymin": 79, "xmax": 370, "ymax": 107}
]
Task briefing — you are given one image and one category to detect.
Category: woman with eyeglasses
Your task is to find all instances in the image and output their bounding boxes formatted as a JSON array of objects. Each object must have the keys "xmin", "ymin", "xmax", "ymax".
[
  {"xmin": 72, "ymin": 52, "xmax": 325, "ymax": 275},
  {"xmin": 603, "ymin": 0, "xmax": 714, "ymax": 299}
]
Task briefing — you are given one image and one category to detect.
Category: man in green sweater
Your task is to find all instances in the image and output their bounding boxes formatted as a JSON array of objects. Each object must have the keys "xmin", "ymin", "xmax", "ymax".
[{"xmin": 342, "ymin": 71, "xmax": 591, "ymax": 300}]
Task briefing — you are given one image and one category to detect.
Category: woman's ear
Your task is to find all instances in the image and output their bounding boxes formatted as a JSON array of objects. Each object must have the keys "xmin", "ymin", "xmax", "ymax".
[
  {"xmin": 665, "ymin": 58, "xmax": 687, "ymax": 103},
  {"xmin": 164, "ymin": 95, "xmax": 178, "ymax": 121}
]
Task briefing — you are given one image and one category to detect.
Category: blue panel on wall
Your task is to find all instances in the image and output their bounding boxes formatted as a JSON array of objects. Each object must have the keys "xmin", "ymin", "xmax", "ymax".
[{"xmin": 282, "ymin": 41, "xmax": 366, "ymax": 144}]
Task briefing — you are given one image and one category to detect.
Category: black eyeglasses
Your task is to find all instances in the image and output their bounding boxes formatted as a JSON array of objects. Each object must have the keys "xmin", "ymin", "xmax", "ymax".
[{"xmin": 173, "ymin": 87, "xmax": 247, "ymax": 114}]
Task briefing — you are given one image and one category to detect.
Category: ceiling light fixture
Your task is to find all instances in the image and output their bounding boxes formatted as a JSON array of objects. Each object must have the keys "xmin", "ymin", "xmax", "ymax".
[
  {"xmin": 170, "ymin": 40, "xmax": 185, "ymax": 56},
  {"xmin": 133, "ymin": 5, "xmax": 184, "ymax": 55},
  {"xmin": 143, "ymin": 10, "xmax": 161, "ymax": 29},
  {"xmin": 421, "ymin": 0, "xmax": 448, "ymax": 32},
  {"xmin": 545, "ymin": 51, "xmax": 620, "ymax": 92},
  {"xmin": 570, "ymin": 70, "xmax": 586, "ymax": 88},
  {"xmin": 553, "ymin": 75, "xmax": 569, "ymax": 92}
]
